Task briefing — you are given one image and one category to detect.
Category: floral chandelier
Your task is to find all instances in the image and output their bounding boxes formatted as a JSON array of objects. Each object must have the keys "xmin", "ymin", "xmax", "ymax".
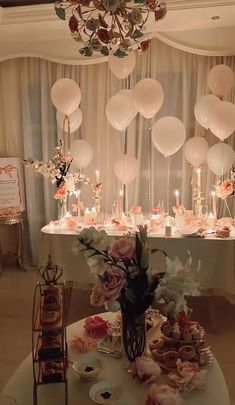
[{"xmin": 55, "ymin": 0, "xmax": 167, "ymax": 58}]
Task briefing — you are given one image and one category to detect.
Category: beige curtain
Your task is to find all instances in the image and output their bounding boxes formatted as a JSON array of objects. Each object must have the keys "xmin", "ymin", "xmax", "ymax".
[{"xmin": 0, "ymin": 39, "xmax": 234, "ymax": 263}]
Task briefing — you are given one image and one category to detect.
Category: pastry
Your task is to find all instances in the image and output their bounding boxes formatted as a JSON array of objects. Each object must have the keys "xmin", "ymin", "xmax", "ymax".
[
  {"xmin": 171, "ymin": 322, "xmax": 180, "ymax": 340},
  {"xmin": 162, "ymin": 322, "xmax": 172, "ymax": 337},
  {"xmin": 178, "ymin": 345, "xmax": 196, "ymax": 361},
  {"xmin": 42, "ymin": 310, "xmax": 59, "ymax": 325},
  {"xmin": 151, "ymin": 349, "xmax": 165, "ymax": 362},
  {"xmin": 42, "ymin": 361, "xmax": 63, "ymax": 383},
  {"xmin": 44, "ymin": 287, "xmax": 59, "ymax": 299},
  {"xmin": 189, "ymin": 325, "xmax": 201, "ymax": 340},
  {"xmin": 43, "ymin": 294, "xmax": 60, "ymax": 311},
  {"xmin": 216, "ymin": 226, "xmax": 230, "ymax": 238},
  {"xmin": 149, "ymin": 338, "xmax": 164, "ymax": 351},
  {"xmin": 163, "ymin": 351, "xmax": 178, "ymax": 369},
  {"xmin": 181, "ymin": 327, "xmax": 192, "ymax": 341},
  {"xmin": 38, "ymin": 332, "xmax": 62, "ymax": 359}
]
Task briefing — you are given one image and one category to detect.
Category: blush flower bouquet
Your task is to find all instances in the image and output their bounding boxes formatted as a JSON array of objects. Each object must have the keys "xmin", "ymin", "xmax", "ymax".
[{"xmin": 77, "ymin": 225, "xmax": 166, "ymax": 361}]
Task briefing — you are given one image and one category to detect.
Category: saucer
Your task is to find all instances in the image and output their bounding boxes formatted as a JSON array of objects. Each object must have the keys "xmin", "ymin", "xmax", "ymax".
[{"xmin": 89, "ymin": 379, "xmax": 123, "ymax": 404}]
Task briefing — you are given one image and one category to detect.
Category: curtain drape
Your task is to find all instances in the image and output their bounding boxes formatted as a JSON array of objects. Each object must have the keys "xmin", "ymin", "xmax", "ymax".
[{"xmin": 0, "ymin": 38, "xmax": 234, "ymax": 263}]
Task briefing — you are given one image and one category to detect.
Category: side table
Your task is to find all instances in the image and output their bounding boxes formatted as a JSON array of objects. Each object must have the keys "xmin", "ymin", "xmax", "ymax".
[{"xmin": 0, "ymin": 214, "xmax": 25, "ymax": 274}]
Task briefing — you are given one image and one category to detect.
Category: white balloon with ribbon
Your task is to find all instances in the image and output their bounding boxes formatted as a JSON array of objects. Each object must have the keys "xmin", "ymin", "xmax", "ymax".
[
  {"xmin": 152, "ymin": 116, "xmax": 186, "ymax": 157},
  {"xmin": 106, "ymin": 94, "xmax": 136, "ymax": 131},
  {"xmin": 108, "ymin": 52, "xmax": 136, "ymax": 80},
  {"xmin": 56, "ymin": 108, "xmax": 83, "ymax": 133},
  {"xmin": 71, "ymin": 139, "xmax": 93, "ymax": 169},
  {"xmin": 133, "ymin": 78, "xmax": 164, "ymax": 119},
  {"xmin": 207, "ymin": 143, "xmax": 235, "ymax": 176},
  {"xmin": 194, "ymin": 95, "xmax": 220, "ymax": 129},
  {"xmin": 51, "ymin": 78, "xmax": 81, "ymax": 115},
  {"xmin": 114, "ymin": 154, "xmax": 139, "ymax": 185},
  {"xmin": 184, "ymin": 137, "xmax": 209, "ymax": 168},
  {"xmin": 208, "ymin": 101, "xmax": 235, "ymax": 141},
  {"xmin": 207, "ymin": 64, "xmax": 234, "ymax": 98}
]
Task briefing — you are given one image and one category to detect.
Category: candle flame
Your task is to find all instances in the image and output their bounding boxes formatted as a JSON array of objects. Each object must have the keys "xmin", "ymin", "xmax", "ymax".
[
  {"xmin": 119, "ymin": 190, "xmax": 123, "ymax": 197},
  {"xmin": 211, "ymin": 191, "xmax": 216, "ymax": 196},
  {"xmin": 197, "ymin": 168, "xmax": 201, "ymax": 174},
  {"xmin": 175, "ymin": 190, "xmax": 179, "ymax": 197}
]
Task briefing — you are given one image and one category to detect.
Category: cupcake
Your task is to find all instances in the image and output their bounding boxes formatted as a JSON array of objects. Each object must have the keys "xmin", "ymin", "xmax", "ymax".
[
  {"xmin": 172, "ymin": 322, "xmax": 181, "ymax": 340},
  {"xmin": 162, "ymin": 322, "xmax": 173, "ymax": 337},
  {"xmin": 181, "ymin": 327, "xmax": 192, "ymax": 341}
]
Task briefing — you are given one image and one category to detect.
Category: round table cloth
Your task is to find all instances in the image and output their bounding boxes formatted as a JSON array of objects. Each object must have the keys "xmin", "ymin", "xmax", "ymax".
[{"xmin": 2, "ymin": 313, "xmax": 231, "ymax": 405}]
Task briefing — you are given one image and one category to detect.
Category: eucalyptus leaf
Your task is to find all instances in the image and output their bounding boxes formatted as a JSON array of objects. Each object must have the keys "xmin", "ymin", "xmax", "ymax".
[
  {"xmin": 132, "ymin": 30, "xmax": 143, "ymax": 39},
  {"xmin": 113, "ymin": 49, "xmax": 127, "ymax": 58},
  {"xmin": 55, "ymin": 6, "xmax": 65, "ymax": 21}
]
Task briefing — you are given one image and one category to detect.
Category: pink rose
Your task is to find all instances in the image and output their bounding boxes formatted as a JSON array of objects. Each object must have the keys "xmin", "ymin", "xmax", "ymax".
[
  {"xmin": 54, "ymin": 183, "xmax": 67, "ymax": 200},
  {"xmin": 109, "ymin": 237, "xmax": 135, "ymax": 260},
  {"xmin": 102, "ymin": 268, "xmax": 126, "ymax": 301},
  {"xmin": 134, "ymin": 356, "xmax": 161, "ymax": 384},
  {"xmin": 70, "ymin": 336, "xmax": 97, "ymax": 352},
  {"xmin": 84, "ymin": 316, "xmax": 109, "ymax": 339},
  {"xmin": 146, "ymin": 384, "xmax": 182, "ymax": 405}
]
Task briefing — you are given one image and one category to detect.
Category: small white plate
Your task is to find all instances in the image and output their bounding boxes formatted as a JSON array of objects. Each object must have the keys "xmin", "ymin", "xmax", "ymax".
[
  {"xmin": 180, "ymin": 226, "xmax": 200, "ymax": 236},
  {"xmin": 89, "ymin": 379, "xmax": 123, "ymax": 404},
  {"xmin": 72, "ymin": 355, "xmax": 103, "ymax": 382}
]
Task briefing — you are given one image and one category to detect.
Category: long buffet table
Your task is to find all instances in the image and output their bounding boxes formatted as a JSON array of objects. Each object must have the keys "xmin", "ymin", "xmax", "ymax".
[{"xmin": 39, "ymin": 225, "xmax": 235, "ymax": 302}]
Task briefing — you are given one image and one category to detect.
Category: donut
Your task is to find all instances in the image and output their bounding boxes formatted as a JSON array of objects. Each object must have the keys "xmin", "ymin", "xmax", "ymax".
[
  {"xmin": 151, "ymin": 349, "xmax": 165, "ymax": 362},
  {"xmin": 163, "ymin": 351, "xmax": 178, "ymax": 369},
  {"xmin": 149, "ymin": 338, "xmax": 164, "ymax": 351},
  {"xmin": 178, "ymin": 345, "xmax": 196, "ymax": 361}
]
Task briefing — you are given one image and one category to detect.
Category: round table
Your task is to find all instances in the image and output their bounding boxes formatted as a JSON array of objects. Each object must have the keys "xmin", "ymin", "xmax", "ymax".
[{"xmin": 2, "ymin": 313, "xmax": 231, "ymax": 405}]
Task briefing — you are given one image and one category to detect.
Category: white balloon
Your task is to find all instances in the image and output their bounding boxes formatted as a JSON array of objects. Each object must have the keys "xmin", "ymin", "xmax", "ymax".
[
  {"xmin": 56, "ymin": 108, "xmax": 82, "ymax": 133},
  {"xmin": 51, "ymin": 78, "xmax": 81, "ymax": 115},
  {"xmin": 207, "ymin": 143, "xmax": 235, "ymax": 176},
  {"xmin": 184, "ymin": 137, "xmax": 209, "ymax": 168},
  {"xmin": 106, "ymin": 94, "xmax": 136, "ymax": 131},
  {"xmin": 194, "ymin": 95, "xmax": 220, "ymax": 129},
  {"xmin": 208, "ymin": 101, "xmax": 235, "ymax": 141},
  {"xmin": 71, "ymin": 140, "xmax": 93, "ymax": 169},
  {"xmin": 108, "ymin": 52, "xmax": 136, "ymax": 80},
  {"xmin": 133, "ymin": 78, "xmax": 164, "ymax": 119},
  {"xmin": 207, "ymin": 64, "xmax": 234, "ymax": 98},
  {"xmin": 114, "ymin": 154, "xmax": 139, "ymax": 185},
  {"xmin": 152, "ymin": 116, "xmax": 186, "ymax": 157},
  {"xmin": 118, "ymin": 89, "xmax": 138, "ymax": 118}
]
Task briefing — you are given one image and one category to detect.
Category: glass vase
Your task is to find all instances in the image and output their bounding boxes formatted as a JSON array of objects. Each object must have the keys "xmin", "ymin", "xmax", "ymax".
[
  {"xmin": 57, "ymin": 198, "xmax": 67, "ymax": 220},
  {"xmin": 121, "ymin": 309, "xmax": 146, "ymax": 363}
]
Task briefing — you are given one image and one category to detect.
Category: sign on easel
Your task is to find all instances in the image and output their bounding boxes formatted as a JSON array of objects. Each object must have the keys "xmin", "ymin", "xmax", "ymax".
[{"xmin": 0, "ymin": 158, "xmax": 25, "ymax": 216}]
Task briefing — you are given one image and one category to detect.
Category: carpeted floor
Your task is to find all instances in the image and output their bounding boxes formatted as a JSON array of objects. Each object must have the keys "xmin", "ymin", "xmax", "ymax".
[{"xmin": 0, "ymin": 265, "xmax": 235, "ymax": 403}]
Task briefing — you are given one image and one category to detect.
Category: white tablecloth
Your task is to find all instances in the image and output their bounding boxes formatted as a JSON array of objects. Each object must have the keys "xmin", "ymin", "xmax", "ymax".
[
  {"xmin": 2, "ymin": 313, "xmax": 231, "ymax": 405},
  {"xmin": 39, "ymin": 226, "xmax": 235, "ymax": 301}
]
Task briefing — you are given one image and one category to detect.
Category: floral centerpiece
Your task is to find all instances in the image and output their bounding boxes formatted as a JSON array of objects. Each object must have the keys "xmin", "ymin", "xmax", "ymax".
[{"xmin": 77, "ymin": 225, "xmax": 166, "ymax": 362}]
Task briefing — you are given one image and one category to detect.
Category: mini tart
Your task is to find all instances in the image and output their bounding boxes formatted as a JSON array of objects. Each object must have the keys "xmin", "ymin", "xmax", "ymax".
[
  {"xmin": 178, "ymin": 345, "xmax": 196, "ymax": 361},
  {"xmin": 163, "ymin": 351, "xmax": 178, "ymax": 369},
  {"xmin": 149, "ymin": 338, "xmax": 164, "ymax": 351},
  {"xmin": 151, "ymin": 349, "xmax": 165, "ymax": 362}
]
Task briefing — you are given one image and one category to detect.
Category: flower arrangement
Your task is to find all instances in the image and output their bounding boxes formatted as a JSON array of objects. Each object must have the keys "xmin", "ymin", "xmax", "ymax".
[
  {"xmin": 214, "ymin": 178, "xmax": 235, "ymax": 200},
  {"xmin": 55, "ymin": 0, "xmax": 167, "ymax": 58},
  {"xmin": 145, "ymin": 383, "xmax": 182, "ymax": 405},
  {"xmin": 77, "ymin": 225, "xmax": 165, "ymax": 314},
  {"xmin": 23, "ymin": 142, "xmax": 89, "ymax": 201}
]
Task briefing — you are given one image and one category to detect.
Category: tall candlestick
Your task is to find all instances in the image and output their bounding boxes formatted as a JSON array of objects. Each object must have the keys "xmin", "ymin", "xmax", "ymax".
[
  {"xmin": 197, "ymin": 168, "xmax": 201, "ymax": 196},
  {"xmin": 211, "ymin": 191, "xmax": 217, "ymax": 218},
  {"xmin": 76, "ymin": 190, "xmax": 81, "ymax": 218},
  {"xmin": 175, "ymin": 190, "xmax": 180, "ymax": 207},
  {"xmin": 119, "ymin": 190, "xmax": 123, "ymax": 214}
]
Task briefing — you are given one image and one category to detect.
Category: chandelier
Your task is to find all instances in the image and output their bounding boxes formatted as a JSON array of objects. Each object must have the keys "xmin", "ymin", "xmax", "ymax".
[{"xmin": 55, "ymin": 0, "xmax": 167, "ymax": 58}]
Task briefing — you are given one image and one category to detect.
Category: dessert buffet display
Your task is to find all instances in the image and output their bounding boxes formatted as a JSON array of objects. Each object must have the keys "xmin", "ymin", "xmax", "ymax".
[{"xmin": 32, "ymin": 257, "xmax": 72, "ymax": 405}]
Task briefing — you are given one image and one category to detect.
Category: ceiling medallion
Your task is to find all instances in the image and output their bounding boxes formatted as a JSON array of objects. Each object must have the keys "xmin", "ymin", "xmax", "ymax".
[{"xmin": 54, "ymin": 0, "xmax": 167, "ymax": 58}]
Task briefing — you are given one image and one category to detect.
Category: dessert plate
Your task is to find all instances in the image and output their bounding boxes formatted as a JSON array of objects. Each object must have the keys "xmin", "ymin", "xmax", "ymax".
[
  {"xmin": 89, "ymin": 379, "xmax": 123, "ymax": 404},
  {"xmin": 179, "ymin": 226, "xmax": 200, "ymax": 236},
  {"xmin": 72, "ymin": 356, "xmax": 103, "ymax": 382}
]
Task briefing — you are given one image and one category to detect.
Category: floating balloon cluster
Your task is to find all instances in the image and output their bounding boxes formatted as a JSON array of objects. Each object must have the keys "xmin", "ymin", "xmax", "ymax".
[{"xmin": 184, "ymin": 64, "xmax": 235, "ymax": 176}]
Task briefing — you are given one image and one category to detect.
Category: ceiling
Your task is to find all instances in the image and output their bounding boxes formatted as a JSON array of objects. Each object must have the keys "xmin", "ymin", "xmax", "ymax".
[
  {"xmin": 0, "ymin": 0, "xmax": 53, "ymax": 6},
  {"xmin": 0, "ymin": 0, "xmax": 235, "ymax": 64}
]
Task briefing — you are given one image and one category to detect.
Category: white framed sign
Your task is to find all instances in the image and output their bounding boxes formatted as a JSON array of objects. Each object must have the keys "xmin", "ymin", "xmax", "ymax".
[{"xmin": 0, "ymin": 157, "xmax": 25, "ymax": 215}]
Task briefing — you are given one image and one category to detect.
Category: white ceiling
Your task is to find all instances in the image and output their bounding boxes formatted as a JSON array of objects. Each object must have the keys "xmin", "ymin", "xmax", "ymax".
[{"xmin": 0, "ymin": 0, "xmax": 235, "ymax": 63}]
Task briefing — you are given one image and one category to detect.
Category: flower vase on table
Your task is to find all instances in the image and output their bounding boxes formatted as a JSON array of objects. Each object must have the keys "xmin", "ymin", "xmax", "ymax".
[
  {"xmin": 76, "ymin": 225, "xmax": 166, "ymax": 363},
  {"xmin": 57, "ymin": 198, "xmax": 67, "ymax": 220}
]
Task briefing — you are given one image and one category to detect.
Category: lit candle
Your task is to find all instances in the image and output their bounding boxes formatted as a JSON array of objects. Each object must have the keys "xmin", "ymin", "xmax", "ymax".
[
  {"xmin": 175, "ymin": 190, "xmax": 180, "ymax": 207},
  {"xmin": 95, "ymin": 170, "xmax": 100, "ymax": 184},
  {"xmin": 119, "ymin": 190, "xmax": 123, "ymax": 214},
  {"xmin": 207, "ymin": 212, "xmax": 216, "ymax": 230},
  {"xmin": 211, "ymin": 191, "xmax": 217, "ymax": 218},
  {"xmin": 196, "ymin": 168, "xmax": 201, "ymax": 197}
]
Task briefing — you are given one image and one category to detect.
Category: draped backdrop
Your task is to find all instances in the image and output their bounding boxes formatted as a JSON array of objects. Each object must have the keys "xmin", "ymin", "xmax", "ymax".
[{"xmin": 0, "ymin": 38, "xmax": 234, "ymax": 263}]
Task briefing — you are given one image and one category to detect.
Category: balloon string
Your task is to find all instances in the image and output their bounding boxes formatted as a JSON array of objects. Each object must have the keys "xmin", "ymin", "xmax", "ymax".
[
  {"xmin": 148, "ymin": 118, "xmax": 154, "ymax": 212},
  {"xmin": 166, "ymin": 156, "xmax": 170, "ymax": 216},
  {"xmin": 123, "ymin": 128, "xmax": 128, "ymax": 213}
]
